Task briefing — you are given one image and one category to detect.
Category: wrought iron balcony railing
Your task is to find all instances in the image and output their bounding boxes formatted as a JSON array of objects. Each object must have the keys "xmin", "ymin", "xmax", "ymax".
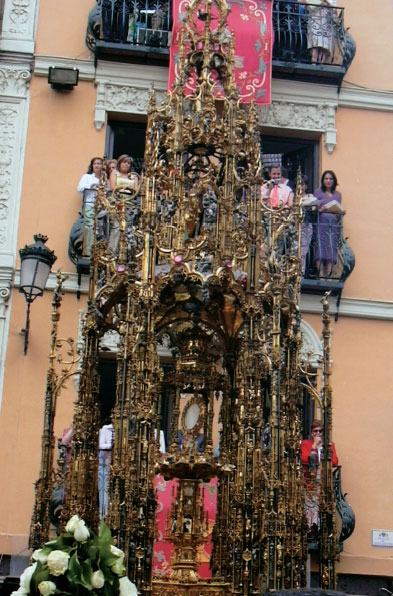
[
  {"xmin": 306, "ymin": 465, "xmax": 355, "ymax": 551},
  {"xmin": 69, "ymin": 190, "xmax": 355, "ymax": 307},
  {"xmin": 86, "ymin": 0, "xmax": 356, "ymax": 80},
  {"xmin": 273, "ymin": 1, "xmax": 354, "ymax": 67},
  {"xmin": 87, "ymin": 0, "xmax": 171, "ymax": 53},
  {"xmin": 300, "ymin": 210, "xmax": 355, "ymax": 317}
]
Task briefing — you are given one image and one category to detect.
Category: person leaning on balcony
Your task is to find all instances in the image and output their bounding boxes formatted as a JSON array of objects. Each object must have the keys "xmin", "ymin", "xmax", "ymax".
[
  {"xmin": 109, "ymin": 154, "xmax": 139, "ymax": 193},
  {"xmin": 313, "ymin": 169, "xmax": 343, "ymax": 278},
  {"xmin": 300, "ymin": 0, "xmax": 337, "ymax": 64},
  {"xmin": 108, "ymin": 154, "xmax": 139, "ymax": 254},
  {"xmin": 301, "ymin": 419, "xmax": 338, "ymax": 539},
  {"xmin": 77, "ymin": 156, "xmax": 103, "ymax": 198},
  {"xmin": 106, "ymin": 158, "xmax": 117, "ymax": 179},
  {"xmin": 299, "ymin": 175, "xmax": 320, "ymax": 274},
  {"xmin": 261, "ymin": 165, "xmax": 294, "ymax": 208},
  {"xmin": 77, "ymin": 157, "xmax": 103, "ymax": 254}
]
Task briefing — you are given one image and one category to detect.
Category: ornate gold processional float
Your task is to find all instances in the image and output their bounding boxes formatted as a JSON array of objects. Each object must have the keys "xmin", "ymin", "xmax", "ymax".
[{"xmin": 30, "ymin": 0, "xmax": 343, "ymax": 592}]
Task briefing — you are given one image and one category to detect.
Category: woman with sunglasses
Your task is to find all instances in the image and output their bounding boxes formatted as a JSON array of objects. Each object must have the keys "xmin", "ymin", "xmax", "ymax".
[{"xmin": 301, "ymin": 419, "xmax": 338, "ymax": 539}]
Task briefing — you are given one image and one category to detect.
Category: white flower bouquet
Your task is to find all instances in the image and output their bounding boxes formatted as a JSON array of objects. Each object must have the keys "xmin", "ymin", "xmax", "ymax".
[{"xmin": 12, "ymin": 516, "xmax": 138, "ymax": 596}]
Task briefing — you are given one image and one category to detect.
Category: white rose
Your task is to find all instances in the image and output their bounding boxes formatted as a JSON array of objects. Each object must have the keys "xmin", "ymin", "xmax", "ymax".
[
  {"xmin": 65, "ymin": 514, "xmax": 80, "ymax": 533},
  {"xmin": 11, "ymin": 589, "xmax": 28, "ymax": 596},
  {"xmin": 119, "ymin": 576, "xmax": 138, "ymax": 596},
  {"xmin": 32, "ymin": 549, "xmax": 48, "ymax": 564},
  {"xmin": 112, "ymin": 559, "xmax": 126, "ymax": 575},
  {"xmin": 47, "ymin": 550, "xmax": 70, "ymax": 576},
  {"xmin": 38, "ymin": 581, "xmax": 57, "ymax": 596},
  {"xmin": 73, "ymin": 519, "xmax": 90, "ymax": 542},
  {"xmin": 110, "ymin": 545, "xmax": 124, "ymax": 560},
  {"xmin": 91, "ymin": 570, "xmax": 105, "ymax": 589},
  {"xmin": 19, "ymin": 562, "xmax": 37, "ymax": 592}
]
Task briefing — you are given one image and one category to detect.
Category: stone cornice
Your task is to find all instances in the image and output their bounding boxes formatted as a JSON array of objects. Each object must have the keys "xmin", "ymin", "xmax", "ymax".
[
  {"xmin": 9, "ymin": 269, "xmax": 393, "ymax": 321},
  {"xmin": 34, "ymin": 55, "xmax": 96, "ymax": 81},
  {"xmin": 300, "ymin": 293, "xmax": 393, "ymax": 321},
  {"xmin": 31, "ymin": 56, "xmax": 393, "ymax": 112},
  {"xmin": 339, "ymin": 85, "xmax": 393, "ymax": 112},
  {"xmin": 95, "ymin": 61, "xmax": 168, "ymax": 90}
]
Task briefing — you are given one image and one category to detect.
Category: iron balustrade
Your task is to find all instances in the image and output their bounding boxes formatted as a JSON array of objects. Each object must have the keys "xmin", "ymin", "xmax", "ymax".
[
  {"xmin": 302, "ymin": 211, "xmax": 351, "ymax": 281},
  {"xmin": 273, "ymin": 0, "xmax": 347, "ymax": 66},
  {"xmin": 87, "ymin": 0, "xmax": 355, "ymax": 73},
  {"xmin": 93, "ymin": 0, "xmax": 171, "ymax": 48},
  {"xmin": 69, "ymin": 189, "xmax": 355, "ymax": 305}
]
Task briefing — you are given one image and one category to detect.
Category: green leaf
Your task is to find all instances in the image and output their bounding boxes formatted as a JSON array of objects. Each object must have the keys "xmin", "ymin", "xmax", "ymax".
[
  {"xmin": 30, "ymin": 562, "xmax": 50, "ymax": 595},
  {"xmin": 98, "ymin": 522, "xmax": 113, "ymax": 547},
  {"xmin": 103, "ymin": 575, "xmax": 118, "ymax": 596},
  {"xmin": 80, "ymin": 560, "xmax": 93, "ymax": 590},
  {"xmin": 67, "ymin": 553, "xmax": 83, "ymax": 586},
  {"xmin": 86, "ymin": 544, "xmax": 99, "ymax": 562}
]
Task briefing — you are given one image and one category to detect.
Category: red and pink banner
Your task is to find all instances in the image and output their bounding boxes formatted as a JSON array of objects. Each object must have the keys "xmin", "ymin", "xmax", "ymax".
[{"xmin": 168, "ymin": 0, "xmax": 273, "ymax": 104}]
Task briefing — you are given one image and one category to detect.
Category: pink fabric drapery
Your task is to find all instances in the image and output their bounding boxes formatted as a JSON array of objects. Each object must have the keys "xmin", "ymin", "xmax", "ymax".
[
  {"xmin": 168, "ymin": 0, "xmax": 273, "ymax": 104},
  {"xmin": 153, "ymin": 475, "xmax": 218, "ymax": 578}
]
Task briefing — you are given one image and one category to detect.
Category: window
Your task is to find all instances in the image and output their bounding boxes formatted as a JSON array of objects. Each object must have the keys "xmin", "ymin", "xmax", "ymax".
[
  {"xmin": 106, "ymin": 119, "xmax": 147, "ymax": 173},
  {"xmin": 261, "ymin": 134, "xmax": 319, "ymax": 191}
]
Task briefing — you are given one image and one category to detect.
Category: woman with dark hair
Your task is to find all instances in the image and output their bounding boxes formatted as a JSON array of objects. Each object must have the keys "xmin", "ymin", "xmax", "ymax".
[
  {"xmin": 313, "ymin": 170, "xmax": 343, "ymax": 278},
  {"xmin": 109, "ymin": 154, "xmax": 139, "ymax": 192},
  {"xmin": 77, "ymin": 157, "xmax": 103, "ymax": 254},
  {"xmin": 77, "ymin": 156, "xmax": 103, "ymax": 192}
]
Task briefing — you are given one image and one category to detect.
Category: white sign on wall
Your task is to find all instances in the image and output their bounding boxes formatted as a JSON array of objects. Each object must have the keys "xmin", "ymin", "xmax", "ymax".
[{"xmin": 372, "ymin": 530, "xmax": 393, "ymax": 547}]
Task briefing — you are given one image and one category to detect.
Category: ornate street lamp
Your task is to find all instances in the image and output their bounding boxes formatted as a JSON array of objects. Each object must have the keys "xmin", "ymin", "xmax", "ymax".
[{"xmin": 19, "ymin": 234, "xmax": 57, "ymax": 354}]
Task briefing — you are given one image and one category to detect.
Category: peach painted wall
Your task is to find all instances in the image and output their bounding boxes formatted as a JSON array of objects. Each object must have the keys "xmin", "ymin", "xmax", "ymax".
[
  {"xmin": 18, "ymin": 75, "xmax": 105, "ymax": 265},
  {"xmin": 0, "ymin": 291, "xmax": 82, "ymax": 554},
  {"xmin": 35, "ymin": 0, "xmax": 93, "ymax": 58},
  {"xmin": 319, "ymin": 107, "xmax": 393, "ymax": 302},
  {"xmin": 341, "ymin": 0, "xmax": 393, "ymax": 90},
  {"xmin": 0, "ymin": 74, "xmax": 104, "ymax": 552},
  {"xmin": 304, "ymin": 313, "xmax": 393, "ymax": 575}
]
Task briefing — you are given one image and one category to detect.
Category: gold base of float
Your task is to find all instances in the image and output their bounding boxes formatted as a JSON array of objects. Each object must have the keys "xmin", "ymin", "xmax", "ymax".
[{"xmin": 152, "ymin": 579, "xmax": 230, "ymax": 596}]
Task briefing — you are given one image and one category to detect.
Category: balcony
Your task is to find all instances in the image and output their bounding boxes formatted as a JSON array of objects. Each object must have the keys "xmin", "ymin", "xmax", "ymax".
[
  {"xmin": 301, "ymin": 211, "xmax": 355, "ymax": 318},
  {"xmin": 87, "ymin": 0, "xmax": 172, "ymax": 65},
  {"xmin": 69, "ymin": 188, "xmax": 355, "ymax": 310},
  {"xmin": 306, "ymin": 466, "xmax": 355, "ymax": 551},
  {"xmin": 86, "ymin": 0, "xmax": 355, "ymax": 85}
]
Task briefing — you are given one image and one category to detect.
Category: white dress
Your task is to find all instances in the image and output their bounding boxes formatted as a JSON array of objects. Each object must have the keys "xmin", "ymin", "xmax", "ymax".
[{"xmin": 306, "ymin": 0, "xmax": 337, "ymax": 54}]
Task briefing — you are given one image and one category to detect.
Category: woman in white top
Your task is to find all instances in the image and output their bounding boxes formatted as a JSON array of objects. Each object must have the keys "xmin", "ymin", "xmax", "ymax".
[
  {"xmin": 77, "ymin": 156, "xmax": 103, "ymax": 205},
  {"xmin": 77, "ymin": 157, "xmax": 103, "ymax": 255}
]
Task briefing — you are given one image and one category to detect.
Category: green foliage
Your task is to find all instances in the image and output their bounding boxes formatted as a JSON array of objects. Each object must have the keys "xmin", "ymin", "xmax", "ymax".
[{"xmin": 26, "ymin": 519, "xmax": 124, "ymax": 596}]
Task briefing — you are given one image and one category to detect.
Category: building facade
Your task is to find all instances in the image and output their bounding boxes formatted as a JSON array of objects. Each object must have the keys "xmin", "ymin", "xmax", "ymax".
[{"xmin": 0, "ymin": 0, "xmax": 392, "ymax": 590}]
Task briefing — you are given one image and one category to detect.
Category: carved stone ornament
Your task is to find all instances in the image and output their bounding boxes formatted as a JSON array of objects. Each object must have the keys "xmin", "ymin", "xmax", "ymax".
[
  {"xmin": 299, "ymin": 319, "xmax": 323, "ymax": 367},
  {"xmin": 99, "ymin": 329, "xmax": 121, "ymax": 352},
  {"xmin": 0, "ymin": 282, "xmax": 11, "ymax": 319},
  {"xmin": 94, "ymin": 82, "xmax": 166, "ymax": 131},
  {"xmin": 0, "ymin": 103, "xmax": 19, "ymax": 248},
  {"xmin": 1, "ymin": 0, "xmax": 37, "ymax": 37},
  {"xmin": 0, "ymin": 66, "xmax": 31, "ymax": 98},
  {"xmin": 258, "ymin": 100, "xmax": 337, "ymax": 153}
]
